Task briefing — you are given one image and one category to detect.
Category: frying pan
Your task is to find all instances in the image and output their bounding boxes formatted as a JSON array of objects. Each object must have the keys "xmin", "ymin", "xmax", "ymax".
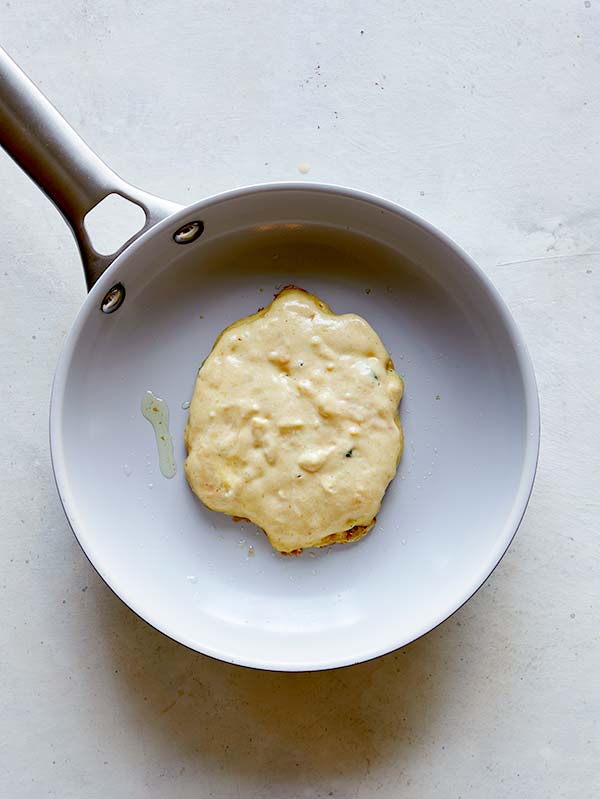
[{"xmin": 0, "ymin": 48, "xmax": 539, "ymax": 671}]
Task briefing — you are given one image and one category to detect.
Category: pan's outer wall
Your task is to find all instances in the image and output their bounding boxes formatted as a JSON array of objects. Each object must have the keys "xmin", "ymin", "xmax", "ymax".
[{"xmin": 50, "ymin": 183, "xmax": 540, "ymax": 671}]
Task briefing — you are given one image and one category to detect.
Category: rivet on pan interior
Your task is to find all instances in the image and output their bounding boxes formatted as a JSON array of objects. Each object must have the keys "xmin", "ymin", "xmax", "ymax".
[
  {"xmin": 101, "ymin": 283, "xmax": 125, "ymax": 314},
  {"xmin": 173, "ymin": 221, "xmax": 204, "ymax": 244}
]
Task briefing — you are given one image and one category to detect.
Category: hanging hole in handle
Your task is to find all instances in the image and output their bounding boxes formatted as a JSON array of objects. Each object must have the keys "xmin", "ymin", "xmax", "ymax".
[
  {"xmin": 84, "ymin": 194, "xmax": 146, "ymax": 255},
  {"xmin": 173, "ymin": 221, "xmax": 204, "ymax": 244},
  {"xmin": 101, "ymin": 283, "xmax": 126, "ymax": 314}
]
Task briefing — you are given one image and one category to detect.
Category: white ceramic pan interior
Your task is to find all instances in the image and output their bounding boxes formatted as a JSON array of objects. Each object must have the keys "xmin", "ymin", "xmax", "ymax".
[{"xmin": 1, "ymin": 50, "xmax": 539, "ymax": 671}]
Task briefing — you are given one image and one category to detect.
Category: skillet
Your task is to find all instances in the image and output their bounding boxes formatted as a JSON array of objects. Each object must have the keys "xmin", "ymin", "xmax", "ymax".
[{"xmin": 0, "ymin": 48, "xmax": 539, "ymax": 670}]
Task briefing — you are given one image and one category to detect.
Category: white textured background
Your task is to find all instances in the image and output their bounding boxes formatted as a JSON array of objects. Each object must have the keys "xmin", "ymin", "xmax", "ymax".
[{"xmin": 1, "ymin": 1, "xmax": 599, "ymax": 797}]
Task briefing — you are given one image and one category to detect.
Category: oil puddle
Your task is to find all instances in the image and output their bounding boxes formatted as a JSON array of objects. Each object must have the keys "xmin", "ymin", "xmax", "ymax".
[{"xmin": 141, "ymin": 390, "xmax": 177, "ymax": 478}]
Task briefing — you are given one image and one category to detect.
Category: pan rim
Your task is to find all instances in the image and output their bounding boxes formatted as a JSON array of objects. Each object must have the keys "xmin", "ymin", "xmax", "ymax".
[{"xmin": 49, "ymin": 181, "xmax": 540, "ymax": 671}]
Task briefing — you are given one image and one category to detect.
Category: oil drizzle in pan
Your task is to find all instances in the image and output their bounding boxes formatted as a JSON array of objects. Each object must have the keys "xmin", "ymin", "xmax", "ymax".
[{"xmin": 141, "ymin": 391, "xmax": 177, "ymax": 478}]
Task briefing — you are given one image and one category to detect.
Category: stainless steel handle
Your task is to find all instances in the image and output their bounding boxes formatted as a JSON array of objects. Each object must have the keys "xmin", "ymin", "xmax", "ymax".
[{"xmin": 0, "ymin": 47, "xmax": 183, "ymax": 288}]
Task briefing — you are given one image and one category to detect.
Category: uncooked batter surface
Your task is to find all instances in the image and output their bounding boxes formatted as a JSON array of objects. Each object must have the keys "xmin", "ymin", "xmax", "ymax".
[{"xmin": 184, "ymin": 287, "xmax": 403, "ymax": 553}]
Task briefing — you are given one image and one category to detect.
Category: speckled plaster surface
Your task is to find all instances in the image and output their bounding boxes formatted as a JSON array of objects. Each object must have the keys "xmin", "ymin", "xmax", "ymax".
[{"xmin": 1, "ymin": 2, "xmax": 599, "ymax": 797}]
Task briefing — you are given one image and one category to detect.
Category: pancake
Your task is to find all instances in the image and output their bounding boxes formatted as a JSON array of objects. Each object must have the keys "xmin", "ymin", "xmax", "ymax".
[{"xmin": 184, "ymin": 287, "xmax": 404, "ymax": 553}]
